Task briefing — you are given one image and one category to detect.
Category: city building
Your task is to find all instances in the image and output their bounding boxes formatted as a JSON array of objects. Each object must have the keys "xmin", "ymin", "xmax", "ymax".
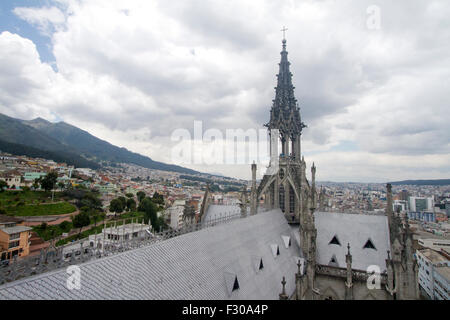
[
  {"xmin": 0, "ymin": 171, "xmax": 22, "ymax": 189},
  {"xmin": 62, "ymin": 220, "xmax": 152, "ymax": 257},
  {"xmin": 23, "ymin": 172, "xmax": 47, "ymax": 182},
  {"xmin": 393, "ymin": 199, "xmax": 408, "ymax": 212},
  {"xmin": 418, "ymin": 238, "xmax": 450, "ymax": 251},
  {"xmin": 166, "ymin": 199, "xmax": 185, "ymax": 230},
  {"xmin": 409, "ymin": 196, "xmax": 434, "ymax": 212},
  {"xmin": 408, "ymin": 211, "xmax": 436, "ymax": 222},
  {"xmin": 416, "ymin": 248, "xmax": 449, "ymax": 299},
  {"xmin": 433, "ymin": 265, "xmax": 450, "ymax": 300},
  {"xmin": 0, "ymin": 216, "xmax": 32, "ymax": 261}
]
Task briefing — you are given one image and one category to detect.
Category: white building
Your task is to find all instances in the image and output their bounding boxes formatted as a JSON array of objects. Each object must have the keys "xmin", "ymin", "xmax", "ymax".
[
  {"xmin": 166, "ymin": 199, "xmax": 185, "ymax": 230},
  {"xmin": 433, "ymin": 265, "xmax": 450, "ymax": 300},
  {"xmin": 393, "ymin": 199, "xmax": 408, "ymax": 212},
  {"xmin": 0, "ymin": 174, "xmax": 22, "ymax": 188},
  {"xmin": 62, "ymin": 221, "xmax": 151, "ymax": 257},
  {"xmin": 409, "ymin": 196, "xmax": 434, "ymax": 212},
  {"xmin": 75, "ymin": 168, "xmax": 95, "ymax": 177},
  {"xmin": 416, "ymin": 248, "xmax": 450, "ymax": 299},
  {"xmin": 418, "ymin": 238, "xmax": 450, "ymax": 251}
]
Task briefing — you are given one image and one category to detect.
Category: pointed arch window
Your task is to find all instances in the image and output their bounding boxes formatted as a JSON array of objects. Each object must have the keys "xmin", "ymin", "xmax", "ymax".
[
  {"xmin": 279, "ymin": 185, "xmax": 285, "ymax": 213},
  {"xmin": 363, "ymin": 239, "xmax": 377, "ymax": 250},
  {"xmin": 329, "ymin": 235, "xmax": 341, "ymax": 246},
  {"xmin": 259, "ymin": 259, "xmax": 264, "ymax": 270},
  {"xmin": 289, "ymin": 185, "xmax": 295, "ymax": 213}
]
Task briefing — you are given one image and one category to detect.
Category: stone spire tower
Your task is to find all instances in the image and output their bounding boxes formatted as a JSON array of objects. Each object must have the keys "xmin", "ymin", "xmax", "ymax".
[
  {"xmin": 385, "ymin": 183, "xmax": 420, "ymax": 300},
  {"xmin": 265, "ymin": 38, "xmax": 306, "ymax": 160},
  {"xmin": 255, "ymin": 36, "xmax": 311, "ymax": 223}
]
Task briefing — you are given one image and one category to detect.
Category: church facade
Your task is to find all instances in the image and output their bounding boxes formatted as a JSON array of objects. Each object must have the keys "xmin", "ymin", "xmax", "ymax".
[{"xmin": 249, "ymin": 37, "xmax": 420, "ymax": 300}]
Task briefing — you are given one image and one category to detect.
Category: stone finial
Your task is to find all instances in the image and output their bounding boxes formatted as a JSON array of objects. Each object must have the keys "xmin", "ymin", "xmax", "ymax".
[
  {"xmin": 279, "ymin": 276, "xmax": 288, "ymax": 300},
  {"xmin": 297, "ymin": 259, "xmax": 302, "ymax": 275},
  {"xmin": 347, "ymin": 243, "xmax": 351, "ymax": 255}
]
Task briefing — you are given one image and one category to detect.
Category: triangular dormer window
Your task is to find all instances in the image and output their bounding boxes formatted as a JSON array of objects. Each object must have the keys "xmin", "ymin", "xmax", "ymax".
[
  {"xmin": 329, "ymin": 235, "xmax": 341, "ymax": 246},
  {"xmin": 259, "ymin": 259, "xmax": 264, "ymax": 270},
  {"xmin": 329, "ymin": 254, "xmax": 339, "ymax": 267},
  {"xmin": 363, "ymin": 239, "xmax": 376, "ymax": 250}
]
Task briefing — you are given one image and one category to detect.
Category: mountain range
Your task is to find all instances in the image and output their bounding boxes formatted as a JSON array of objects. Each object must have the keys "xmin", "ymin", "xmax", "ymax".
[{"xmin": 0, "ymin": 113, "xmax": 198, "ymax": 174}]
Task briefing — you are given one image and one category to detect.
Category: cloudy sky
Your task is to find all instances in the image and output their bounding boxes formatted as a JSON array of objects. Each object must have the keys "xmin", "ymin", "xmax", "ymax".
[{"xmin": 0, "ymin": 0, "xmax": 449, "ymax": 182}]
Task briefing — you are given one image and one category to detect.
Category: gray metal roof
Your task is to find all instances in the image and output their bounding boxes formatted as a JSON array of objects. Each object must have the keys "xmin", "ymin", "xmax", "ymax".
[
  {"xmin": 0, "ymin": 209, "xmax": 299, "ymax": 300},
  {"xmin": 314, "ymin": 211, "xmax": 391, "ymax": 272}
]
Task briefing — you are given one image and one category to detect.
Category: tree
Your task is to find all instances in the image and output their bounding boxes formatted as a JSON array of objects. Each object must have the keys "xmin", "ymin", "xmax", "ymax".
[
  {"xmin": 152, "ymin": 192, "xmax": 165, "ymax": 206},
  {"xmin": 72, "ymin": 212, "xmax": 90, "ymax": 239},
  {"xmin": 78, "ymin": 192, "xmax": 103, "ymax": 211},
  {"xmin": 136, "ymin": 191, "xmax": 146, "ymax": 203},
  {"xmin": 138, "ymin": 197, "xmax": 157, "ymax": 228},
  {"xmin": 59, "ymin": 221, "xmax": 72, "ymax": 233},
  {"xmin": 0, "ymin": 180, "xmax": 7, "ymax": 192},
  {"xmin": 109, "ymin": 198, "xmax": 124, "ymax": 216},
  {"xmin": 57, "ymin": 182, "xmax": 65, "ymax": 191},
  {"xmin": 156, "ymin": 216, "xmax": 167, "ymax": 231},
  {"xmin": 125, "ymin": 193, "xmax": 134, "ymax": 198},
  {"xmin": 89, "ymin": 211, "xmax": 101, "ymax": 229},
  {"xmin": 118, "ymin": 196, "xmax": 127, "ymax": 209},
  {"xmin": 32, "ymin": 178, "xmax": 41, "ymax": 190},
  {"xmin": 126, "ymin": 198, "xmax": 136, "ymax": 212},
  {"xmin": 40, "ymin": 171, "xmax": 58, "ymax": 192}
]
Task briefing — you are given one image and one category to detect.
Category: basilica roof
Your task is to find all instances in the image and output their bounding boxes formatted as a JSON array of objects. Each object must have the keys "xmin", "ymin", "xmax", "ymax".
[{"xmin": 0, "ymin": 209, "xmax": 300, "ymax": 300}]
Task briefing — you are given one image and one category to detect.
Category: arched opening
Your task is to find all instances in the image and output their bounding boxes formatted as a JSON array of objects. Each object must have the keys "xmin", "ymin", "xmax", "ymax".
[
  {"xmin": 289, "ymin": 185, "xmax": 295, "ymax": 214},
  {"xmin": 279, "ymin": 184, "xmax": 285, "ymax": 212}
]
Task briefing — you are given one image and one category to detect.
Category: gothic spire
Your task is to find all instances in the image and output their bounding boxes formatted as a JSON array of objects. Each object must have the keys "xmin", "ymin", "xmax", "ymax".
[{"xmin": 266, "ymin": 37, "xmax": 306, "ymax": 138}]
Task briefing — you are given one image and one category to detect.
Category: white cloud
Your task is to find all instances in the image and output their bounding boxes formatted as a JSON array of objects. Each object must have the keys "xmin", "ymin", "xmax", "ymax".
[
  {"xmin": 1, "ymin": 0, "xmax": 450, "ymax": 181},
  {"xmin": 13, "ymin": 6, "xmax": 66, "ymax": 36}
]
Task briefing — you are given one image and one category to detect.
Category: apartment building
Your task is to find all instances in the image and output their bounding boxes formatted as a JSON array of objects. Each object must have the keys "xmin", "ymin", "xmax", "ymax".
[
  {"xmin": 416, "ymin": 248, "xmax": 450, "ymax": 299},
  {"xmin": 0, "ymin": 216, "xmax": 32, "ymax": 262}
]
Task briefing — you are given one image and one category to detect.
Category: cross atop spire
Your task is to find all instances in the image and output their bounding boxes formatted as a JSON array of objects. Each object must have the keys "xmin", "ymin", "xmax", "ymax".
[{"xmin": 281, "ymin": 26, "xmax": 288, "ymax": 40}]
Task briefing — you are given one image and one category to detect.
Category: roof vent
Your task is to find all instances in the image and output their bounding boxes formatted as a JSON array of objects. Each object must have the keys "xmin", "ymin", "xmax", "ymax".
[
  {"xmin": 270, "ymin": 244, "xmax": 280, "ymax": 258},
  {"xmin": 328, "ymin": 254, "xmax": 339, "ymax": 267},
  {"xmin": 224, "ymin": 272, "xmax": 239, "ymax": 296},
  {"xmin": 363, "ymin": 238, "xmax": 377, "ymax": 250},
  {"xmin": 329, "ymin": 235, "xmax": 341, "ymax": 246},
  {"xmin": 252, "ymin": 256, "xmax": 264, "ymax": 273},
  {"xmin": 232, "ymin": 277, "xmax": 239, "ymax": 291},
  {"xmin": 281, "ymin": 235, "xmax": 291, "ymax": 248}
]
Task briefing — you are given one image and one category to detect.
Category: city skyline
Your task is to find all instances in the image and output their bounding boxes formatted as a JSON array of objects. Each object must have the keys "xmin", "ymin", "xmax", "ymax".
[{"xmin": 1, "ymin": 0, "xmax": 449, "ymax": 182}]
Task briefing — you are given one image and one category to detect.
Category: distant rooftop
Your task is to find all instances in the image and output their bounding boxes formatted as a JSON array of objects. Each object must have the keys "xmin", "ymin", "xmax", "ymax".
[
  {"xmin": 434, "ymin": 265, "xmax": 450, "ymax": 280},
  {"xmin": 0, "ymin": 225, "xmax": 32, "ymax": 234},
  {"xmin": 0, "ymin": 216, "xmax": 24, "ymax": 224},
  {"xmin": 419, "ymin": 248, "xmax": 449, "ymax": 263}
]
